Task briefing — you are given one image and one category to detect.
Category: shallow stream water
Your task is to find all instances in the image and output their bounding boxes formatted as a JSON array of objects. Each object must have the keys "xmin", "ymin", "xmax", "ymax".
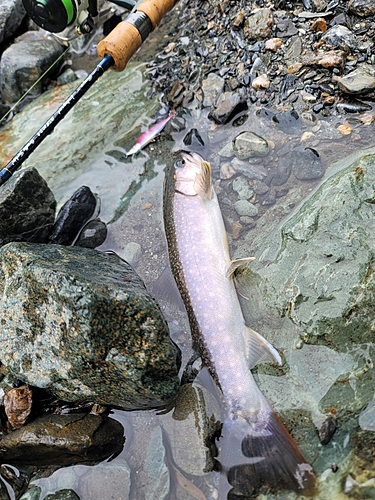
[{"xmin": 1, "ymin": 28, "xmax": 375, "ymax": 500}]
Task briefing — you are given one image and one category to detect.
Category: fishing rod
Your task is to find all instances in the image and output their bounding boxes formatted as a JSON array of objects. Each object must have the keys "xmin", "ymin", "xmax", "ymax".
[{"xmin": 0, "ymin": 0, "xmax": 178, "ymax": 186}]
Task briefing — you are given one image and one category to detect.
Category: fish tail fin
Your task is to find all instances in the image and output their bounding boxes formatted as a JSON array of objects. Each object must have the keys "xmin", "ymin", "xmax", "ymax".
[{"xmin": 218, "ymin": 399, "xmax": 317, "ymax": 498}]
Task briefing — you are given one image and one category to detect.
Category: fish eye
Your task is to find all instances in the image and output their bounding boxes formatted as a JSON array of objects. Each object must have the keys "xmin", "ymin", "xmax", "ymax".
[{"xmin": 174, "ymin": 158, "xmax": 185, "ymax": 169}]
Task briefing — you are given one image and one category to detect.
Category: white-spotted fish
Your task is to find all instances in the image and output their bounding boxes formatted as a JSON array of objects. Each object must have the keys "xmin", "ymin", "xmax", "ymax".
[
  {"xmin": 163, "ymin": 152, "xmax": 317, "ymax": 498},
  {"xmin": 126, "ymin": 109, "xmax": 175, "ymax": 156}
]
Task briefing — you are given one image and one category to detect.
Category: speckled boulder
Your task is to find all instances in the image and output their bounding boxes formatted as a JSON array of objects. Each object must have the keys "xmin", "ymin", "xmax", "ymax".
[
  {"xmin": 0, "ymin": 242, "xmax": 180, "ymax": 410},
  {"xmin": 0, "ymin": 167, "xmax": 56, "ymax": 246}
]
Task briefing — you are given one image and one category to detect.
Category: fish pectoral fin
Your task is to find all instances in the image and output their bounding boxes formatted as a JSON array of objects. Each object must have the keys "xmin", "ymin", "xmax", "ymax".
[
  {"xmin": 194, "ymin": 160, "xmax": 213, "ymax": 201},
  {"xmin": 150, "ymin": 265, "xmax": 185, "ymax": 312},
  {"xmin": 226, "ymin": 258, "xmax": 255, "ymax": 279},
  {"xmin": 244, "ymin": 326, "xmax": 282, "ymax": 368}
]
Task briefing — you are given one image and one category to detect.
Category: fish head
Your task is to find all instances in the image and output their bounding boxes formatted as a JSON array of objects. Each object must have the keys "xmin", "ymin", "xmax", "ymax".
[{"xmin": 174, "ymin": 152, "xmax": 213, "ymax": 200}]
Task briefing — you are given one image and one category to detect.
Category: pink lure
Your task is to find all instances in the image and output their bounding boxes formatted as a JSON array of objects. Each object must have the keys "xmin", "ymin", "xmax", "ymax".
[{"xmin": 126, "ymin": 109, "xmax": 176, "ymax": 156}]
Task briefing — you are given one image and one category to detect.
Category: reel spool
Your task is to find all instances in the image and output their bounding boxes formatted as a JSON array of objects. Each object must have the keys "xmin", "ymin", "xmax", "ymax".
[{"xmin": 22, "ymin": 0, "xmax": 94, "ymax": 33}]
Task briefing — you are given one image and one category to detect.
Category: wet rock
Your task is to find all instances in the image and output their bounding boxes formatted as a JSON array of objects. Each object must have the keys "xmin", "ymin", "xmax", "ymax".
[
  {"xmin": 0, "ymin": 37, "xmax": 64, "ymax": 103},
  {"xmin": 234, "ymin": 199, "xmax": 258, "ymax": 217},
  {"xmin": 232, "ymin": 177, "xmax": 254, "ymax": 199},
  {"xmin": 19, "ymin": 485, "xmax": 42, "ymax": 500},
  {"xmin": 0, "ymin": 242, "xmax": 180, "ymax": 409},
  {"xmin": 209, "ymin": 91, "xmax": 246, "ymax": 124},
  {"xmin": 218, "ymin": 141, "xmax": 235, "ymax": 158},
  {"xmin": 233, "ymin": 131, "xmax": 269, "ymax": 159},
  {"xmin": 0, "ymin": 167, "xmax": 56, "ymax": 246},
  {"xmin": 161, "ymin": 382, "xmax": 220, "ymax": 476},
  {"xmin": 122, "ymin": 242, "xmax": 142, "ymax": 266},
  {"xmin": 4, "ymin": 385, "xmax": 32, "ymax": 429},
  {"xmin": 74, "ymin": 219, "xmax": 107, "ymax": 249},
  {"xmin": 0, "ymin": 0, "xmax": 26, "ymax": 45},
  {"xmin": 266, "ymin": 157, "xmax": 292, "ymax": 186},
  {"xmin": 202, "ymin": 73, "xmax": 224, "ymax": 107},
  {"xmin": 144, "ymin": 426, "xmax": 170, "ymax": 500},
  {"xmin": 336, "ymin": 64, "xmax": 375, "ymax": 94},
  {"xmin": 80, "ymin": 460, "xmax": 131, "ymax": 500},
  {"xmin": 318, "ymin": 416, "xmax": 337, "ymax": 444},
  {"xmin": 257, "ymin": 153, "xmax": 375, "ymax": 349},
  {"xmin": 44, "ymin": 491, "xmax": 80, "ymax": 500},
  {"xmin": 183, "ymin": 128, "xmax": 204, "ymax": 147},
  {"xmin": 348, "ymin": 0, "xmax": 375, "ymax": 17},
  {"xmin": 244, "ymin": 8, "xmax": 273, "ymax": 40},
  {"xmin": 292, "ymin": 147, "xmax": 324, "ymax": 180},
  {"xmin": 310, "ymin": 17, "xmax": 327, "ymax": 32},
  {"xmin": 272, "ymin": 110, "xmax": 301, "ymax": 134},
  {"xmin": 50, "ymin": 186, "xmax": 99, "ymax": 246},
  {"xmin": 0, "ymin": 413, "xmax": 125, "ymax": 466},
  {"xmin": 220, "ymin": 162, "xmax": 237, "ymax": 179},
  {"xmin": 57, "ymin": 68, "xmax": 78, "ymax": 86},
  {"xmin": 231, "ymin": 158, "xmax": 267, "ymax": 180},
  {"xmin": 252, "ymin": 180, "xmax": 269, "ymax": 195}
]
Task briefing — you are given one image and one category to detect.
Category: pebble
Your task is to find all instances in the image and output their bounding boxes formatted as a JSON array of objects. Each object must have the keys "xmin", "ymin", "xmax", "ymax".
[
  {"xmin": 252, "ymin": 74, "xmax": 270, "ymax": 89},
  {"xmin": 337, "ymin": 64, "xmax": 375, "ymax": 93},
  {"xmin": 292, "ymin": 147, "xmax": 325, "ymax": 180},
  {"xmin": 75, "ymin": 219, "xmax": 107, "ymax": 249},
  {"xmin": 231, "ymin": 157, "xmax": 267, "ymax": 180},
  {"xmin": 233, "ymin": 131, "xmax": 269, "ymax": 159},
  {"xmin": 209, "ymin": 91, "xmax": 245, "ymax": 124},
  {"xmin": 321, "ymin": 25, "xmax": 357, "ymax": 52},
  {"xmin": 348, "ymin": 0, "xmax": 375, "ymax": 16},
  {"xmin": 144, "ymin": 427, "xmax": 170, "ymax": 500},
  {"xmin": 123, "ymin": 241, "xmax": 142, "ymax": 266},
  {"xmin": 244, "ymin": 8, "xmax": 273, "ymax": 40},
  {"xmin": 220, "ymin": 162, "xmax": 237, "ymax": 179},
  {"xmin": 234, "ymin": 199, "xmax": 258, "ymax": 217},
  {"xmin": 232, "ymin": 177, "xmax": 254, "ymax": 199},
  {"xmin": 265, "ymin": 38, "xmax": 283, "ymax": 51},
  {"xmin": 202, "ymin": 73, "xmax": 225, "ymax": 107}
]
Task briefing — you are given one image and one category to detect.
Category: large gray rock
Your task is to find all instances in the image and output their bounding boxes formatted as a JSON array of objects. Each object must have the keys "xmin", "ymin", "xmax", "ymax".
[
  {"xmin": 0, "ymin": 166, "xmax": 56, "ymax": 245},
  {"xmin": 0, "ymin": 0, "xmax": 26, "ymax": 45},
  {"xmin": 0, "ymin": 37, "xmax": 64, "ymax": 103},
  {"xmin": 253, "ymin": 153, "xmax": 375, "ymax": 350},
  {"xmin": 0, "ymin": 242, "xmax": 180, "ymax": 409}
]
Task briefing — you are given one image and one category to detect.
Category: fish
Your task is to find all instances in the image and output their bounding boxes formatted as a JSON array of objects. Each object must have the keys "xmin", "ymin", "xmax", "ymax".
[
  {"xmin": 126, "ymin": 109, "xmax": 175, "ymax": 156},
  {"xmin": 163, "ymin": 152, "xmax": 317, "ymax": 498}
]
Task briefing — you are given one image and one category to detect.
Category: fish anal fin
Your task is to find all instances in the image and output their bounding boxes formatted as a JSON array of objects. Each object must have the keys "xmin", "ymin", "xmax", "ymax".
[
  {"xmin": 226, "ymin": 257, "xmax": 255, "ymax": 279},
  {"xmin": 243, "ymin": 326, "xmax": 282, "ymax": 368},
  {"xmin": 194, "ymin": 160, "xmax": 213, "ymax": 201},
  {"xmin": 219, "ymin": 404, "xmax": 317, "ymax": 497}
]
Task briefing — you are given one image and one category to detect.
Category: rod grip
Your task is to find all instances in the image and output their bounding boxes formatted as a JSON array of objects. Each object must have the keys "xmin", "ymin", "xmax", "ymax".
[
  {"xmin": 137, "ymin": 0, "xmax": 175, "ymax": 30},
  {"xmin": 97, "ymin": 0, "xmax": 176, "ymax": 71},
  {"xmin": 97, "ymin": 22, "xmax": 142, "ymax": 72}
]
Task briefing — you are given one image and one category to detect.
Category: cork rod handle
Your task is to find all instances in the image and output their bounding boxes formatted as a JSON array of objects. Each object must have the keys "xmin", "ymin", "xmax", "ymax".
[{"xmin": 97, "ymin": 0, "xmax": 176, "ymax": 72}]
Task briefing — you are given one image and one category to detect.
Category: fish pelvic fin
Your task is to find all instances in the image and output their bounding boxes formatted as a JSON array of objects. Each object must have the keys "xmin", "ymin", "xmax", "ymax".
[
  {"xmin": 226, "ymin": 257, "xmax": 255, "ymax": 280},
  {"xmin": 218, "ymin": 402, "xmax": 317, "ymax": 498},
  {"xmin": 194, "ymin": 160, "xmax": 213, "ymax": 201},
  {"xmin": 244, "ymin": 326, "xmax": 282, "ymax": 368}
]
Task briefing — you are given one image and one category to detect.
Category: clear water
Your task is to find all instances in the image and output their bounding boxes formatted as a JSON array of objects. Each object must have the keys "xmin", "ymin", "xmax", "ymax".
[{"xmin": 1, "ymin": 40, "xmax": 375, "ymax": 500}]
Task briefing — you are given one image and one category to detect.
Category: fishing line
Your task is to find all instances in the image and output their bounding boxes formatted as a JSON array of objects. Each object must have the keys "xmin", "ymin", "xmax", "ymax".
[{"xmin": 0, "ymin": 43, "xmax": 71, "ymax": 124}]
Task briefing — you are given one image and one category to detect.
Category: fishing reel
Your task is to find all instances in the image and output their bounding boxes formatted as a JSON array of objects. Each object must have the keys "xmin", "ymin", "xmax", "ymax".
[{"xmin": 22, "ymin": 0, "xmax": 136, "ymax": 36}]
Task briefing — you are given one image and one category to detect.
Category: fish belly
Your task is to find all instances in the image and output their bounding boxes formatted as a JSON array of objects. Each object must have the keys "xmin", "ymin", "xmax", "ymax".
[{"xmin": 172, "ymin": 192, "xmax": 259, "ymax": 413}]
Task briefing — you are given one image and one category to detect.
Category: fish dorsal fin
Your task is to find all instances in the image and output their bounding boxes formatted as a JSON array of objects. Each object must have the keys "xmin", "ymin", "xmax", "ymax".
[
  {"xmin": 243, "ymin": 326, "xmax": 282, "ymax": 369},
  {"xmin": 194, "ymin": 160, "xmax": 213, "ymax": 201},
  {"xmin": 226, "ymin": 257, "xmax": 255, "ymax": 279}
]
